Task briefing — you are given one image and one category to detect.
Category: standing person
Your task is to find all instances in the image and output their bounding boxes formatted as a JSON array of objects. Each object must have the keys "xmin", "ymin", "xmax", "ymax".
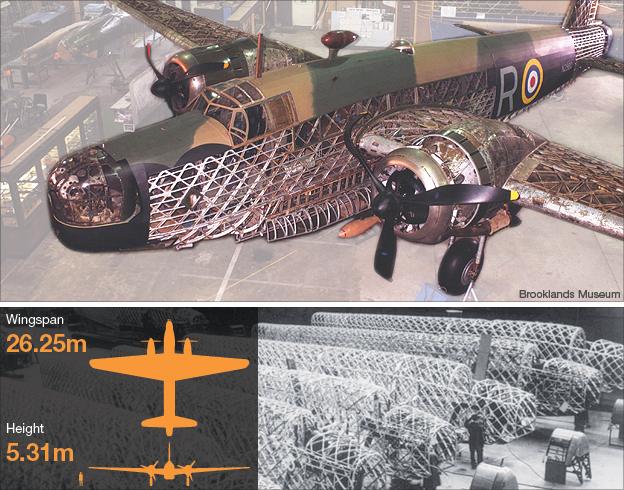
[{"xmin": 464, "ymin": 405, "xmax": 486, "ymax": 469}]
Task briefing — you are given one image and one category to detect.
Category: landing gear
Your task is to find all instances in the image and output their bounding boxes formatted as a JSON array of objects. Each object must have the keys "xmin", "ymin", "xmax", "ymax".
[{"xmin": 438, "ymin": 237, "xmax": 484, "ymax": 295}]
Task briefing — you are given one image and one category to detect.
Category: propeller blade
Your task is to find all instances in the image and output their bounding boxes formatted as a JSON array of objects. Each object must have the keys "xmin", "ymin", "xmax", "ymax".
[
  {"xmin": 145, "ymin": 43, "xmax": 164, "ymax": 79},
  {"xmin": 404, "ymin": 184, "xmax": 518, "ymax": 206},
  {"xmin": 374, "ymin": 218, "xmax": 397, "ymax": 280},
  {"xmin": 344, "ymin": 113, "xmax": 386, "ymax": 193},
  {"xmin": 191, "ymin": 461, "xmax": 196, "ymax": 467}
]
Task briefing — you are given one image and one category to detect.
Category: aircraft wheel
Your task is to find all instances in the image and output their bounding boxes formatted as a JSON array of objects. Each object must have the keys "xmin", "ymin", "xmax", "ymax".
[{"xmin": 438, "ymin": 238, "xmax": 482, "ymax": 295}]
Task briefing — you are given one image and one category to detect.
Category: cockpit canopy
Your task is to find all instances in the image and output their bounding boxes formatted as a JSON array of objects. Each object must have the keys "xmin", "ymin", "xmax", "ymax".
[{"xmin": 192, "ymin": 79, "xmax": 297, "ymax": 145}]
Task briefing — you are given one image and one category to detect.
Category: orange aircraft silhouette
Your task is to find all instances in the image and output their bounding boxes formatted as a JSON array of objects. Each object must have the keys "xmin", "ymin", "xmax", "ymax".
[
  {"xmin": 90, "ymin": 442, "xmax": 248, "ymax": 487},
  {"xmin": 89, "ymin": 319, "xmax": 249, "ymax": 436}
]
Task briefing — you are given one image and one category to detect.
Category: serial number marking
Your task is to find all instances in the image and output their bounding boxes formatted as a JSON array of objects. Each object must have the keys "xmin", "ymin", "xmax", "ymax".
[{"xmin": 5, "ymin": 333, "xmax": 86, "ymax": 353}]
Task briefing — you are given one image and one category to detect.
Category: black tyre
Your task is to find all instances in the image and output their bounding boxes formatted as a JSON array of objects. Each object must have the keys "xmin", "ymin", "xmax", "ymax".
[{"xmin": 438, "ymin": 238, "xmax": 482, "ymax": 295}]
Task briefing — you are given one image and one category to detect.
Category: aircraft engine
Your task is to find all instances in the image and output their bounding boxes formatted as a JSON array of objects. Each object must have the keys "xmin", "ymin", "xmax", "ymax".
[
  {"xmin": 157, "ymin": 39, "xmax": 253, "ymax": 114},
  {"xmin": 156, "ymin": 38, "xmax": 317, "ymax": 114},
  {"xmin": 362, "ymin": 119, "xmax": 544, "ymax": 243}
]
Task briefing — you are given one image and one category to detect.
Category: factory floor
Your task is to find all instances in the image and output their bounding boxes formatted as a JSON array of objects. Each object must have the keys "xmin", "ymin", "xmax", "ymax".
[
  {"xmin": 441, "ymin": 411, "xmax": 623, "ymax": 489},
  {"xmin": 1, "ymin": 52, "xmax": 622, "ymax": 302}
]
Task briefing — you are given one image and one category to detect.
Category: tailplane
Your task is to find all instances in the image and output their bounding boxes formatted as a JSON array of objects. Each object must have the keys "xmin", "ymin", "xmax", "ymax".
[
  {"xmin": 141, "ymin": 415, "xmax": 197, "ymax": 436},
  {"xmin": 563, "ymin": 0, "xmax": 622, "ymax": 73},
  {"xmin": 562, "ymin": 0, "xmax": 601, "ymax": 29}
]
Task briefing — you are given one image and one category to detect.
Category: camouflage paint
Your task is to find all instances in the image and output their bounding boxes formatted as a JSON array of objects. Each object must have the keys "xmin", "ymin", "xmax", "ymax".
[
  {"xmin": 45, "ymin": 23, "xmax": 605, "ymax": 251},
  {"xmin": 103, "ymin": 111, "xmax": 232, "ymax": 167}
]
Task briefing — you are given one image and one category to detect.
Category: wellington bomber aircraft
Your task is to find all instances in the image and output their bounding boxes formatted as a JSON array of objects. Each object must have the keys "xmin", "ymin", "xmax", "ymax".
[
  {"xmin": 90, "ymin": 442, "xmax": 249, "ymax": 487},
  {"xmin": 46, "ymin": 0, "xmax": 623, "ymax": 294},
  {"xmin": 89, "ymin": 319, "xmax": 249, "ymax": 436}
]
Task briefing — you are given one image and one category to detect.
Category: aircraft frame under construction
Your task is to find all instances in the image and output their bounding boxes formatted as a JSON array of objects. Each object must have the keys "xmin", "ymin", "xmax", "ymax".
[
  {"xmin": 44, "ymin": 0, "xmax": 623, "ymax": 294},
  {"xmin": 247, "ymin": 313, "xmax": 623, "ymax": 488}
]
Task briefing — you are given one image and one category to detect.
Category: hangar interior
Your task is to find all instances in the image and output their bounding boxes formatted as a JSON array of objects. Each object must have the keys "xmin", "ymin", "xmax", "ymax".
[
  {"xmin": 0, "ymin": 1, "xmax": 622, "ymax": 301},
  {"xmin": 255, "ymin": 307, "xmax": 624, "ymax": 490}
]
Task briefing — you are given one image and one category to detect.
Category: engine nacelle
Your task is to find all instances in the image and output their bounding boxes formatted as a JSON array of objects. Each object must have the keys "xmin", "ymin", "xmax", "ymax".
[
  {"xmin": 161, "ymin": 38, "xmax": 317, "ymax": 114},
  {"xmin": 369, "ymin": 119, "xmax": 544, "ymax": 243}
]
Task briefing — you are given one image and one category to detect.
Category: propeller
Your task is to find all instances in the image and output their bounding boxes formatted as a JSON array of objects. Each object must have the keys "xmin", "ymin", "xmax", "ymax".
[
  {"xmin": 141, "ymin": 461, "xmax": 159, "ymax": 484},
  {"xmin": 344, "ymin": 113, "xmax": 519, "ymax": 280},
  {"xmin": 140, "ymin": 460, "xmax": 159, "ymax": 470},
  {"xmin": 177, "ymin": 461, "xmax": 196, "ymax": 482},
  {"xmin": 144, "ymin": 43, "xmax": 227, "ymax": 113}
]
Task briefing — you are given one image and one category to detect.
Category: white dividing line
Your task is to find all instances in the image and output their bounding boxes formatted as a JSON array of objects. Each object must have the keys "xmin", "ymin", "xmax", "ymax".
[{"xmin": 214, "ymin": 243, "xmax": 243, "ymax": 301}]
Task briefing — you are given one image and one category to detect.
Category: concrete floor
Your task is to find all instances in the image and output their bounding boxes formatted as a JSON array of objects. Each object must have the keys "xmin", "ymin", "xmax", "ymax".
[
  {"xmin": 1, "ymin": 53, "xmax": 622, "ymax": 302},
  {"xmin": 442, "ymin": 412, "xmax": 623, "ymax": 489}
]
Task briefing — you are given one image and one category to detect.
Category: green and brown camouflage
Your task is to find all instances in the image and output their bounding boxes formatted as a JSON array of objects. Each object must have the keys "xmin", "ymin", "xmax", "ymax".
[{"xmin": 46, "ymin": 0, "xmax": 616, "ymax": 252}]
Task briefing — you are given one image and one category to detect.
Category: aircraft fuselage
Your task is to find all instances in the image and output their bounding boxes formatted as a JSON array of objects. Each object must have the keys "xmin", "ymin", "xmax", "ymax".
[{"xmin": 47, "ymin": 24, "xmax": 611, "ymax": 251}]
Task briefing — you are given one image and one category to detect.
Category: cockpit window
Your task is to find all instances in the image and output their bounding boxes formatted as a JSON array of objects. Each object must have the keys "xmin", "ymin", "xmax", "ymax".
[
  {"xmin": 199, "ymin": 79, "xmax": 296, "ymax": 145},
  {"xmin": 239, "ymin": 81, "xmax": 263, "ymax": 100}
]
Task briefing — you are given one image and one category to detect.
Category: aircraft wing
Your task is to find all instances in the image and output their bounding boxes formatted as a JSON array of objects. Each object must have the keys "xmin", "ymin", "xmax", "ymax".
[
  {"xmin": 578, "ymin": 57, "xmax": 624, "ymax": 75},
  {"xmin": 90, "ymin": 354, "xmax": 249, "ymax": 381},
  {"xmin": 110, "ymin": 0, "xmax": 319, "ymax": 66},
  {"xmin": 89, "ymin": 466, "xmax": 150, "ymax": 474},
  {"xmin": 110, "ymin": 0, "xmax": 247, "ymax": 49},
  {"xmin": 185, "ymin": 467, "xmax": 250, "ymax": 475},
  {"xmin": 504, "ymin": 140, "xmax": 623, "ymax": 239},
  {"xmin": 453, "ymin": 23, "xmax": 497, "ymax": 36},
  {"xmin": 357, "ymin": 106, "xmax": 623, "ymax": 240}
]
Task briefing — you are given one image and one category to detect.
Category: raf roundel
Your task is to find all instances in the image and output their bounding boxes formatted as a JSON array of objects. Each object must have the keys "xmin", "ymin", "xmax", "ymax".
[{"xmin": 521, "ymin": 58, "xmax": 544, "ymax": 105}]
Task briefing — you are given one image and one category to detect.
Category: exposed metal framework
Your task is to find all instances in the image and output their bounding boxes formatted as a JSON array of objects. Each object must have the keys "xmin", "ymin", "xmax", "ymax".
[
  {"xmin": 586, "ymin": 339, "xmax": 624, "ymax": 391},
  {"xmin": 508, "ymin": 140, "xmax": 624, "ymax": 239},
  {"xmin": 259, "ymin": 365, "xmax": 457, "ymax": 479},
  {"xmin": 259, "ymin": 322, "xmax": 601, "ymax": 415},
  {"xmin": 257, "ymin": 323, "xmax": 538, "ymax": 387},
  {"xmin": 356, "ymin": 105, "xmax": 624, "ymax": 240},
  {"xmin": 258, "ymin": 475, "xmax": 281, "ymax": 490},
  {"xmin": 563, "ymin": 0, "xmax": 601, "ymax": 29},
  {"xmin": 259, "ymin": 339, "xmax": 536, "ymax": 444},
  {"xmin": 311, "ymin": 312, "xmax": 622, "ymax": 391},
  {"xmin": 259, "ymin": 397, "xmax": 388, "ymax": 490},
  {"xmin": 416, "ymin": 72, "xmax": 497, "ymax": 117},
  {"xmin": 111, "ymin": 0, "xmax": 245, "ymax": 48},
  {"xmin": 568, "ymin": 25, "xmax": 610, "ymax": 60},
  {"xmin": 147, "ymin": 69, "xmax": 503, "ymax": 248}
]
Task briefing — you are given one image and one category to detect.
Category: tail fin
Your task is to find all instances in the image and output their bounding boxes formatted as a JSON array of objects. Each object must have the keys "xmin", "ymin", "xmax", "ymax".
[
  {"xmin": 562, "ymin": 0, "xmax": 600, "ymax": 29},
  {"xmin": 141, "ymin": 415, "xmax": 197, "ymax": 436}
]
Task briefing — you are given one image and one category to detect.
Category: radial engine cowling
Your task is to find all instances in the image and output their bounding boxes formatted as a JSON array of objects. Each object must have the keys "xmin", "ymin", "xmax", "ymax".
[{"xmin": 370, "ymin": 119, "xmax": 544, "ymax": 243}]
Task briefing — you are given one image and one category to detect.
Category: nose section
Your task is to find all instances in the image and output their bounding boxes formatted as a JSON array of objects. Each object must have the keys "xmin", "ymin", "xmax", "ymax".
[
  {"xmin": 47, "ymin": 146, "xmax": 149, "ymax": 251},
  {"xmin": 48, "ymin": 146, "xmax": 137, "ymax": 226}
]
